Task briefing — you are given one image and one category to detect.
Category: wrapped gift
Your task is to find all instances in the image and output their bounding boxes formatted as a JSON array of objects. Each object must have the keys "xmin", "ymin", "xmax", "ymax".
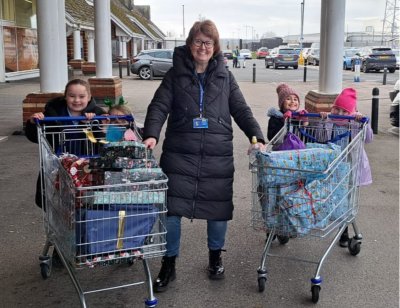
[
  {"xmin": 257, "ymin": 143, "xmax": 341, "ymax": 186},
  {"xmin": 76, "ymin": 204, "xmax": 158, "ymax": 256},
  {"xmin": 328, "ymin": 162, "xmax": 351, "ymax": 221},
  {"xmin": 100, "ymin": 141, "xmax": 152, "ymax": 159},
  {"xmin": 277, "ymin": 180, "xmax": 331, "ymax": 236},
  {"xmin": 104, "ymin": 168, "xmax": 166, "ymax": 187},
  {"xmin": 92, "ymin": 190, "xmax": 165, "ymax": 205}
]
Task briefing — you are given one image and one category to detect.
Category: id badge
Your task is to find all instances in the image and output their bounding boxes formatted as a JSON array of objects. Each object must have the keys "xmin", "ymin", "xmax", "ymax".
[{"xmin": 193, "ymin": 117, "xmax": 208, "ymax": 129}]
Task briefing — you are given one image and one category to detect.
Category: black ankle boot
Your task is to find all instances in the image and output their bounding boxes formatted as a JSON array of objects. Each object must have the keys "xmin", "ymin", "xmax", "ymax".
[
  {"xmin": 208, "ymin": 249, "xmax": 225, "ymax": 280},
  {"xmin": 153, "ymin": 256, "xmax": 176, "ymax": 293}
]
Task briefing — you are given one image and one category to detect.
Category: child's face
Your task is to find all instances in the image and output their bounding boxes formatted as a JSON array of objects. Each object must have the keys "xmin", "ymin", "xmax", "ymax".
[
  {"xmin": 65, "ymin": 84, "xmax": 91, "ymax": 114},
  {"xmin": 110, "ymin": 110, "xmax": 128, "ymax": 125},
  {"xmin": 331, "ymin": 106, "xmax": 351, "ymax": 116},
  {"xmin": 282, "ymin": 94, "xmax": 299, "ymax": 112}
]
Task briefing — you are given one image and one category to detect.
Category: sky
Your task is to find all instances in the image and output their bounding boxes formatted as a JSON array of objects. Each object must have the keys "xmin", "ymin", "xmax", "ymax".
[{"xmin": 134, "ymin": 0, "xmax": 387, "ymax": 39}]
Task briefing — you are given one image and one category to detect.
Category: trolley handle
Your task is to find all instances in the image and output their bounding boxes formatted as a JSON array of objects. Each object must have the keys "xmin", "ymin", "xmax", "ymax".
[
  {"xmin": 291, "ymin": 112, "xmax": 369, "ymax": 123},
  {"xmin": 35, "ymin": 115, "xmax": 134, "ymax": 124}
]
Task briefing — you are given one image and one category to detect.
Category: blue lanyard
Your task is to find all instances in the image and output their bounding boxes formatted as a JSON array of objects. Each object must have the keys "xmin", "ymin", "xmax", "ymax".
[{"xmin": 197, "ymin": 73, "xmax": 206, "ymax": 117}]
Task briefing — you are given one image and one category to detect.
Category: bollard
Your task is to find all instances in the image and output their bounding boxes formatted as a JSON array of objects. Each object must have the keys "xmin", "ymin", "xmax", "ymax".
[
  {"xmin": 118, "ymin": 61, "xmax": 123, "ymax": 78},
  {"xmin": 354, "ymin": 59, "xmax": 361, "ymax": 82},
  {"xmin": 371, "ymin": 87, "xmax": 379, "ymax": 134},
  {"xmin": 252, "ymin": 63, "xmax": 256, "ymax": 83},
  {"xmin": 149, "ymin": 61, "xmax": 153, "ymax": 80},
  {"xmin": 383, "ymin": 66, "xmax": 387, "ymax": 85},
  {"xmin": 126, "ymin": 59, "xmax": 130, "ymax": 76},
  {"xmin": 303, "ymin": 62, "xmax": 307, "ymax": 82}
]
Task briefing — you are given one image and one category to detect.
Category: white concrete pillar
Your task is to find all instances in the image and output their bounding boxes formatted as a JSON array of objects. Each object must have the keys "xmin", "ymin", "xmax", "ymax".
[
  {"xmin": 94, "ymin": 0, "xmax": 113, "ymax": 77},
  {"xmin": 86, "ymin": 31, "xmax": 95, "ymax": 62},
  {"xmin": 73, "ymin": 29, "xmax": 82, "ymax": 60},
  {"xmin": 121, "ymin": 37, "xmax": 128, "ymax": 59},
  {"xmin": 132, "ymin": 38, "xmax": 137, "ymax": 56},
  {"xmin": 118, "ymin": 37, "xmax": 123, "ymax": 57},
  {"xmin": 37, "ymin": 0, "xmax": 66, "ymax": 92},
  {"xmin": 141, "ymin": 38, "xmax": 144, "ymax": 51},
  {"xmin": 319, "ymin": 0, "xmax": 346, "ymax": 93},
  {"xmin": 58, "ymin": 0, "xmax": 68, "ymax": 85}
]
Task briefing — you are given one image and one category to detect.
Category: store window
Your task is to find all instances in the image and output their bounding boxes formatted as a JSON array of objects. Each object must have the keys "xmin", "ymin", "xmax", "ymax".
[
  {"xmin": 1, "ymin": 0, "xmax": 15, "ymax": 21},
  {"xmin": 2, "ymin": 0, "xmax": 38, "ymax": 72}
]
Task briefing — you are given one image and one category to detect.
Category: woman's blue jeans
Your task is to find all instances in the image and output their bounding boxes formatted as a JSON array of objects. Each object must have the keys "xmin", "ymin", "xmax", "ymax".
[{"xmin": 165, "ymin": 215, "xmax": 227, "ymax": 257}]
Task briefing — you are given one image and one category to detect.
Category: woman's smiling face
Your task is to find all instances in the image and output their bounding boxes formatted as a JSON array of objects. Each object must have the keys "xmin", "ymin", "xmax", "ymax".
[{"xmin": 190, "ymin": 33, "xmax": 214, "ymax": 70}]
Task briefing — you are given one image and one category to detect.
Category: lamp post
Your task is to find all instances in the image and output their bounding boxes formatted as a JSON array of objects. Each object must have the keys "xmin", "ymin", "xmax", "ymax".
[
  {"xmin": 182, "ymin": 5, "xmax": 185, "ymax": 38},
  {"xmin": 300, "ymin": 0, "xmax": 305, "ymax": 50}
]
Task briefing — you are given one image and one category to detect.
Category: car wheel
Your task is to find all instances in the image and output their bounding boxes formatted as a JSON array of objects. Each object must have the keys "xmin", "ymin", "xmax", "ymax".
[
  {"xmin": 389, "ymin": 68, "xmax": 395, "ymax": 73},
  {"xmin": 139, "ymin": 66, "xmax": 151, "ymax": 80},
  {"xmin": 293, "ymin": 65, "xmax": 298, "ymax": 69},
  {"xmin": 343, "ymin": 62, "xmax": 347, "ymax": 70}
]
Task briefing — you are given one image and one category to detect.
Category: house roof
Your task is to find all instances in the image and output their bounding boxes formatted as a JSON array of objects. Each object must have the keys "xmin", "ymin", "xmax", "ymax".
[{"xmin": 64, "ymin": 0, "xmax": 165, "ymax": 41}]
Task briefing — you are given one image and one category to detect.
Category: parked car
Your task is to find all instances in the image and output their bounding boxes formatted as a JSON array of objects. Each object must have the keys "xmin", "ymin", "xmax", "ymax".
[
  {"xmin": 392, "ymin": 49, "xmax": 400, "ymax": 69},
  {"xmin": 130, "ymin": 49, "xmax": 173, "ymax": 80},
  {"xmin": 343, "ymin": 48, "xmax": 360, "ymax": 70},
  {"xmin": 222, "ymin": 50, "xmax": 233, "ymax": 59},
  {"xmin": 301, "ymin": 48, "xmax": 311, "ymax": 61},
  {"xmin": 389, "ymin": 80, "xmax": 399, "ymax": 127},
  {"xmin": 223, "ymin": 56, "xmax": 229, "ymax": 69},
  {"xmin": 351, "ymin": 46, "xmax": 396, "ymax": 73},
  {"xmin": 306, "ymin": 48, "xmax": 320, "ymax": 66},
  {"xmin": 239, "ymin": 49, "xmax": 252, "ymax": 59},
  {"xmin": 256, "ymin": 47, "xmax": 269, "ymax": 59},
  {"xmin": 265, "ymin": 47, "xmax": 299, "ymax": 69}
]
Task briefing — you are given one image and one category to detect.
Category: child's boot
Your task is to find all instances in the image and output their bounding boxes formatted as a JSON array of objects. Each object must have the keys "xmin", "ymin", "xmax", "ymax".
[{"xmin": 339, "ymin": 226, "xmax": 349, "ymax": 247}]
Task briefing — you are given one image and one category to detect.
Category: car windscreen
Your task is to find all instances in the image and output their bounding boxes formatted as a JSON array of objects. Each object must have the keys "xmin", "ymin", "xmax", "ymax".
[
  {"xmin": 344, "ymin": 49, "xmax": 359, "ymax": 57},
  {"xmin": 372, "ymin": 48, "xmax": 393, "ymax": 54}
]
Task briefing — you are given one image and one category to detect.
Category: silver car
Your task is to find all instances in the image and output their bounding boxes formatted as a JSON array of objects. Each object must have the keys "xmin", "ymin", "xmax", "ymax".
[{"xmin": 130, "ymin": 49, "xmax": 173, "ymax": 80}]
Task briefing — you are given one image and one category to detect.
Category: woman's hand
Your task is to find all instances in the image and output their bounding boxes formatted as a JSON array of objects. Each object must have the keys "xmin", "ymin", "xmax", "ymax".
[
  {"xmin": 143, "ymin": 137, "xmax": 157, "ymax": 150},
  {"xmin": 247, "ymin": 142, "xmax": 265, "ymax": 155},
  {"xmin": 354, "ymin": 112, "xmax": 364, "ymax": 121},
  {"xmin": 30, "ymin": 112, "xmax": 44, "ymax": 123}
]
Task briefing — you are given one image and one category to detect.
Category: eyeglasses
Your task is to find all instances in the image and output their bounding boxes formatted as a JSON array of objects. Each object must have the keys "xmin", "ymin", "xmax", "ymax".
[{"xmin": 193, "ymin": 39, "xmax": 214, "ymax": 49}]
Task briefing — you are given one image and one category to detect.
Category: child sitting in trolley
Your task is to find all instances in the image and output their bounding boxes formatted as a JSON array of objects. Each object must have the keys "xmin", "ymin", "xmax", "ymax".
[
  {"xmin": 103, "ymin": 97, "xmax": 142, "ymax": 141},
  {"xmin": 267, "ymin": 83, "xmax": 308, "ymax": 141},
  {"xmin": 319, "ymin": 87, "xmax": 373, "ymax": 247}
]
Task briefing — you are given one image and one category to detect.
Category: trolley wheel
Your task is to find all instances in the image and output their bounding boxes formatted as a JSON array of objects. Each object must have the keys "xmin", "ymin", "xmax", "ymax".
[
  {"xmin": 258, "ymin": 277, "xmax": 266, "ymax": 292},
  {"xmin": 311, "ymin": 285, "xmax": 321, "ymax": 303},
  {"xmin": 40, "ymin": 263, "xmax": 51, "ymax": 279},
  {"xmin": 277, "ymin": 235, "xmax": 290, "ymax": 245},
  {"xmin": 348, "ymin": 238, "xmax": 361, "ymax": 256}
]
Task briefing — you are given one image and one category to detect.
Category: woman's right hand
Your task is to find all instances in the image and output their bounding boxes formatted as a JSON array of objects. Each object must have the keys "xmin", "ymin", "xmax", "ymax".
[
  {"xmin": 30, "ymin": 112, "xmax": 44, "ymax": 123},
  {"xmin": 143, "ymin": 137, "xmax": 157, "ymax": 150}
]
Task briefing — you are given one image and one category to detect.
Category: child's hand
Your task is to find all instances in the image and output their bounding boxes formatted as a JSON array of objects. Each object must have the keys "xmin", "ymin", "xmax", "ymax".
[
  {"xmin": 84, "ymin": 113, "xmax": 96, "ymax": 120},
  {"xmin": 30, "ymin": 112, "xmax": 44, "ymax": 123},
  {"xmin": 354, "ymin": 112, "xmax": 364, "ymax": 121},
  {"xmin": 283, "ymin": 111, "xmax": 292, "ymax": 119},
  {"xmin": 320, "ymin": 112, "xmax": 329, "ymax": 119}
]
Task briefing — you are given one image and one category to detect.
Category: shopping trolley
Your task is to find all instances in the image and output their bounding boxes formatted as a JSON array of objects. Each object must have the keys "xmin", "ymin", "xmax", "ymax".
[
  {"xmin": 250, "ymin": 113, "xmax": 368, "ymax": 303},
  {"xmin": 36, "ymin": 116, "xmax": 168, "ymax": 308}
]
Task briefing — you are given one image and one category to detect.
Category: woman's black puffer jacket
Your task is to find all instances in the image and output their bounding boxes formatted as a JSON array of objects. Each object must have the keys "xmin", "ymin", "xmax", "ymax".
[{"xmin": 143, "ymin": 45, "xmax": 264, "ymax": 221}]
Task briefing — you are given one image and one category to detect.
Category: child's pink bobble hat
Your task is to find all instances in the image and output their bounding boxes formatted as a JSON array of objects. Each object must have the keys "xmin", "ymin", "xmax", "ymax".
[
  {"xmin": 276, "ymin": 83, "xmax": 300, "ymax": 111},
  {"xmin": 333, "ymin": 88, "xmax": 357, "ymax": 114}
]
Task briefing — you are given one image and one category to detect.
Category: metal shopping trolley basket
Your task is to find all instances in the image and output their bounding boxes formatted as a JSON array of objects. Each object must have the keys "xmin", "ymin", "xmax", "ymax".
[
  {"xmin": 250, "ymin": 113, "xmax": 368, "ymax": 303},
  {"xmin": 36, "ymin": 116, "xmax": 168, "ymax": 308}
]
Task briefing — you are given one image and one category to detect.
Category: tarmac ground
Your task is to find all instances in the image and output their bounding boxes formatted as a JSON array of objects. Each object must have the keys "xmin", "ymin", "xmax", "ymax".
[{"xmin": 0, "ymin": 66, "xmax": 398, "ymax": 308}]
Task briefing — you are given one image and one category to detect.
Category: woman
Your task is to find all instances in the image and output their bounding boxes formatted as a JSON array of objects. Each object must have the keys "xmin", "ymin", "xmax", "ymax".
[{"xmin": 143, "ymin": 20, "xmax": 265, "ymax": 292}]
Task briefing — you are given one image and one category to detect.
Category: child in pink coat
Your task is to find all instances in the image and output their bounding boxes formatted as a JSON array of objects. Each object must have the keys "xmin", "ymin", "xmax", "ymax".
[{"xmin": 320, "ymin": 87, "xmax": 373, "ymax": 247}]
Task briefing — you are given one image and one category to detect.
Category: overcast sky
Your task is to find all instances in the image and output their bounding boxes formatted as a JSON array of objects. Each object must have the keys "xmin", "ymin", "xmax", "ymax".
[{"xmin": 135, "ymin": 0, "xmax": 387, "ymax": 39}]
